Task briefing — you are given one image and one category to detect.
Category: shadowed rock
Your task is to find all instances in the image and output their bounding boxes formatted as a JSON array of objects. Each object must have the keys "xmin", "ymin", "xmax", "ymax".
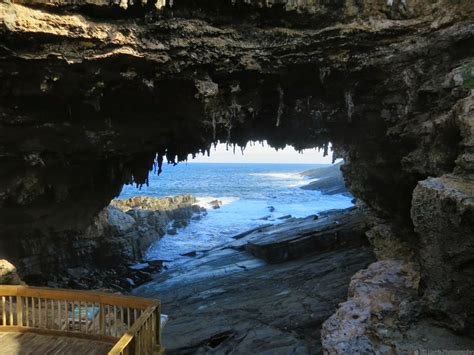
[
  {"xmin": 134, "ymin": 208, "xmax": 375, "ymax": 354},
  {"xmin": 244, "ymin": 207, "xmax": 366, "ymax": 263}
]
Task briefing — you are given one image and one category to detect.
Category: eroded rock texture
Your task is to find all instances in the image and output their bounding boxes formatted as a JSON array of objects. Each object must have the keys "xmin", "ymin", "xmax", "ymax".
[{"xmin": 0, "ymin": 0, "xmax": 474, "ymax": 344}]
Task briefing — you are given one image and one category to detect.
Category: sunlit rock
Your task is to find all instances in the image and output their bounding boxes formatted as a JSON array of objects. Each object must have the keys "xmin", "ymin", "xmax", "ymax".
[{"xmin": 0, "ymin": 259, "xmax": 23, "ymax": 285}]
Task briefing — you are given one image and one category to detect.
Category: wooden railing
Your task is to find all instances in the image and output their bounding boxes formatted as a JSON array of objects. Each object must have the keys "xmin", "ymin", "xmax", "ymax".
[{"xmin": 0, "ymin": 285, "xmax": 163, "ymax": 355}]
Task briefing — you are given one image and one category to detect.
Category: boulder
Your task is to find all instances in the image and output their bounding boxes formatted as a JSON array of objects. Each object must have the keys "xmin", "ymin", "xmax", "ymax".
[
  {"xmin": 321, "ymin": 261, "xmax": 421, "ymax": 353},
  {"xmin": 209, "ymin": 200, "xmax": 222, "ymax": 209},
  {"xmin": 0, "ymin": 260, "xmax": 23, "ymax": 285},
  {"xmin": 411, "ymin": 174, "xmax": 474, "ymax": 331},
  {"xmin": 107, "ymin": 206, "xmax": 136, "ymax": 234}
]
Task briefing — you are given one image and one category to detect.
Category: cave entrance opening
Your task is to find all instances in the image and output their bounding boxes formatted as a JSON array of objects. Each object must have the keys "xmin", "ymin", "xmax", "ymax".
[
  {"xmin": 124, "ymin": 141, "xmax": 369, "ymax": 355},
  {"xmin": 114, "ymin": 140, "xmax": 353, "ymax": 269}
]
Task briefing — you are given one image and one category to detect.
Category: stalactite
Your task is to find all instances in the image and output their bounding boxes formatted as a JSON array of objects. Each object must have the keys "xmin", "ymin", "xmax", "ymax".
[
  {"xmin": 276, "ymin": 85, "xmax": 284, "ymax": 127},
  {"xmin": 212, "ymin": 113, "xmax": 217, "ymax": 141},
  {"xmin": 157, "ymin": 153, "xmax": 164, "ymax": 175},
  {"xmin": 319, "ymin": 67, "xmax": 330, "ymax": 84},
  {"xmin": 345, "ymin": 91, "xmax": 354, "ymax": 122}
]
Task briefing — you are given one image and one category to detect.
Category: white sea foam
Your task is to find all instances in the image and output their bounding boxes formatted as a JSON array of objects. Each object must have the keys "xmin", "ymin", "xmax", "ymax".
[
  {"xmin": 194, "ymin": 196, "xmax": 239, "ymax": 209},
  {"xmin": 288, "ymin": 180, "xmax": 310, "ymax": 187},
  {"xmin": 251, "ymin": 172, "xmax": 309, "ymax": 188},
  {"xmin": 250, "ymin": 172, "xmax": 303, "ymax": 180}
]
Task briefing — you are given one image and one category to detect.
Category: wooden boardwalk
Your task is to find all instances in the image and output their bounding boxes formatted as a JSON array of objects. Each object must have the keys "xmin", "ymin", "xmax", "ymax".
[
  {"xmin": 0, "ymin": 332, "xmax": 113, "ymax": 354},
  {"xmin": 0, "ymin": 285, "xmax": 164, "ymax": 355}
]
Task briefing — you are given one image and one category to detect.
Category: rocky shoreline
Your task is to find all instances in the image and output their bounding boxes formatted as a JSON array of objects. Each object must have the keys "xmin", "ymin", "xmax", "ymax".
[
  {"xmin": 130, "ymin": 204, "xmax": 474, "ymax": 354},
  {"xmin": 300, "ymin": 162, "xmax": 350, "ymax": 196},
  {"xmin": 29, "ymin": 194, "xmax": 207, "ymax": 292},
  {"xmin": 133, "ymin": 206, "xmax": 375, "ymax": 353}
]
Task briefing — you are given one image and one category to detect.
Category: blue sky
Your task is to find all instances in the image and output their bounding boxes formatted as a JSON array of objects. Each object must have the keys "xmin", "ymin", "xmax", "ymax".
[{"xmin": 188, "ymin": 141, "xmax": 335, "ymax": 164}]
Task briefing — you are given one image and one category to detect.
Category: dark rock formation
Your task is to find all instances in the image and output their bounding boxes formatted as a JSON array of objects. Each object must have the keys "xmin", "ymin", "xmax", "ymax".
[
  {"xmin": 412, "ymin": 175, "xmax": 474, "ymax": 332},
  {"xmin": 244, "ymin": 207, "xmax": 365, "ymax": 263},
  {"xmin": 19, "ymin": 194, "xmax": 202, "ymax": 289},
  {"xmin": 134, "ymin": 208, "xmax": 375, "ymax": 354},
  {"xmin": 300, "ymin": 162, "xmax": 349, "ymax": 195},
  {"xmin": 105, "ymin": 194, "xmax": 201, "ymax": 263},
  {"xmin": 0, "ymin": 0, "xmax": 473, "ymax": 347}
]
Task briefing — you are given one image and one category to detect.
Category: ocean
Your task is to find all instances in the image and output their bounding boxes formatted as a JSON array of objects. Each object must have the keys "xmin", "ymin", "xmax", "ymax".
[{"xmin": 118, "ymin": 163, "xmax": 353, "ymax": 265}]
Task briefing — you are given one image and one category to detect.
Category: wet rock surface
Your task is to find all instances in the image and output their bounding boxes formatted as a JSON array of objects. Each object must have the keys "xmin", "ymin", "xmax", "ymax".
[
  {"xmin": 134, "ymin": 208, "xmax": 374, "ymax": 354},
  {"xmin": 243, "ymin": 207, "xmax": 366, "ymax": 263}
]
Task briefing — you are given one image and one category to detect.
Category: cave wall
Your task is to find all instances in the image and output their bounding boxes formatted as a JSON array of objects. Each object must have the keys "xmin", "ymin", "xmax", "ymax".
[{"xmin": 1, "ymin": 0, "xmax": 474, "ymax": 333}]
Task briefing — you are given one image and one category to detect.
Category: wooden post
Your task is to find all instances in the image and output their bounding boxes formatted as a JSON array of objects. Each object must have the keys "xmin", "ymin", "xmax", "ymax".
[
  {"xmin": 9, "ymin": 296, "xmax": 14, "ymax": 326},
  {"xmin": 155, "ymin": 305, "xmax": 161, "ymax": 347},
  {"xmin": 2, "ymin": 296, "xmax": 6, "ymax": 325},
  {"xmin": 99, "ymin": 303, "xmax": 105, "ymax": 335},
  {"xmin": 16, "ymin": 296, "xmax": 23, "ymax": 326},
  {"xmin": 130, "ymin": 337, "xmax": 136, "ymax": 355}
]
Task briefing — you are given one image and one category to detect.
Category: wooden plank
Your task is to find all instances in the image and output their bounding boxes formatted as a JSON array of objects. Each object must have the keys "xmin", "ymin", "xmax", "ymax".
[
  {"xmin": 120, "ymin": 306, "xmax": 124, "ymax": 336},
  {"xmin": 108, "ymin": 305, "xmax": 158, "ymax": 355},
  {"xmin": 57, "ymin": 300, "xmax": 61, "ymax": 330},
  {"xmin": 8, "ymin": 296, "xmax": 13, "ymax": 326},
  {"xmin": 107, "ymin": 305, "xmax": 111, "ymax": 336},
  {"xmin": 85, "ymin": 302, "xmax": 89, "ymax": 334},
  {"xmin": 51, "ymin": 299, "xmax": 55, "ymax": 329},
  {"xmin": 0, "ymin": 326, "xmax": 118, "ymax": 343},
  {"xmin": 25, "ymin": 298, "xmax": 30, "ymax": 327},
  {"xmin": 113, "ymin": 305, "xmax": 117, "ymax": 337},
  {"xmin": 91, "ymin": 302, "xmax": 98, "ymax": 334},
  {"xmin": 61, "ymin": 301, "xmax": 68, "ymax": 331},
  {"xmin": 72, "ymin": 301, "xmax": 76, "ymax": 330},
  {"xmin": 32, "ymin": 298, "xmax": 36, "ymax": 327},
  {"xmin": 2, "ymin": 296, "xmax": 6, "ymax": 325},
  {"xmin": 127, "ymin": 308, "xmax": 131, "ymax": 330},
  {"xmin": 0, "ymin": 286, "xmax": 159, "ymax": 309},
  {"xmin": 0, "ymin": 286, "xmax": 162, "ymax": 354},
  {"xmin": 17, "ymin": 296, "xmax": 23, "ymax": 327},
  {"xmin": 99, "ymin": 304, "xmax": 105, "ymax": 335},
  {"xmin": 38, "ymin": 298, "xmax": 42, "ymax": 328},
  {"xmin": 0, "ymin": 331, "xmax": 114, "ymax": 354}
]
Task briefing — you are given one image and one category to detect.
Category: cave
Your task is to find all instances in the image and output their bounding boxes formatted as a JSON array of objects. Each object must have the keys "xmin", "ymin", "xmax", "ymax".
[{"xmin": 0, "ymin": 0, "xmax": 474, "ymax": 353}]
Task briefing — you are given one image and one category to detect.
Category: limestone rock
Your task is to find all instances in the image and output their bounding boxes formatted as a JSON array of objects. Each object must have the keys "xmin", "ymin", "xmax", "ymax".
[
  {"xmin": 97, "ymin": 194, "xmax": 202, "ymax": 265},
  {"xmin": 321, "ymin": 260, "xmax": 420, "ymax": 354},
  {"xmin": 322, "ymin": 258, "xmax": 474, "ymax": 354},
  {"xmin": 0, "ymin": 259, "xmax": 22, "ymax": 285},
  {"xmin": 111, "ymin": 194, "xmax": 197, "ymax": 212},
  {"xmin": 365, "ymin": 222, "xmax": 413, "ymax": 261},
  {"xmin": 412, "ymin": 174, "xmax": 474, "ymax": 331},
  {"xmin": 107, "ymin": 205, "xmax": 136, "ymax": 234}
]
